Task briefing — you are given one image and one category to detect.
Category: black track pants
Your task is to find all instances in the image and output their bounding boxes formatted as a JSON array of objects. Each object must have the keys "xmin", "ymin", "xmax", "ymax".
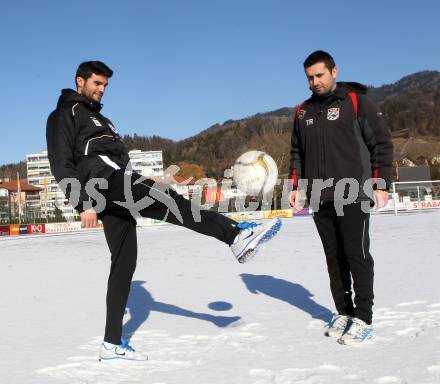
[
  {"xmin": 102, "ymin": 215, "xmax": 138, "ymax": 344},
  {"xmin": 100, "ymin": 170, "xmax": 239, "ymax": 344},
  {"xmin": 313, "ymin": 202, "xmax": 374, "ymax": 324}
]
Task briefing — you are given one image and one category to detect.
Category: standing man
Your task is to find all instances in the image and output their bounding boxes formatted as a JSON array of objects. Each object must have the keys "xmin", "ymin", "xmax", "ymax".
[
  {"xmin": 289, "ymin": 51, "xmax": 393, "ymax": 344},
  {"xmin": 46, "ymin": 61, "xmax": 281, "ymax": 361}
]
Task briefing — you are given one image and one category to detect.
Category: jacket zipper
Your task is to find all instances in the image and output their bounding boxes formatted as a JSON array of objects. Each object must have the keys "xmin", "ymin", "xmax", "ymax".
[
  {"xmin": 317, "ymin": 103, "xmax": 325, "ymax": 179},
  {"xmin": 317, "ymin": 99, "xmax": 339, "ymax": 179}
]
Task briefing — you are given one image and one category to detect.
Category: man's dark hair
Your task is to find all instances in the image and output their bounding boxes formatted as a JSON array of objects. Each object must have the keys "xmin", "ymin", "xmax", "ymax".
[
  {"xmin": 75, "ymin": 61, "xmax": 113, "ymax": 86},
  {"xmin": 303, "ymin": 50, "xmax": 336, "ymax": 71}
]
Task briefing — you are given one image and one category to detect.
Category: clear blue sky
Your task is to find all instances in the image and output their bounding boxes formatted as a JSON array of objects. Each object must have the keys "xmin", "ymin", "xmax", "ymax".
[{"xmin": 1, "ymin": 0, "xmax": 439, "ymax": 164}]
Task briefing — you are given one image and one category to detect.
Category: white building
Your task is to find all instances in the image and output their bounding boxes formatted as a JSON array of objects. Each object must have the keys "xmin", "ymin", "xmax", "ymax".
[
  {"xmin": 129, "ymin": 150, "xmax": 164, "ymax": 177},
  {"xmin": 25, "ymin": 149, "xmax": 164, "ymax": 219},
  {"xmin": 26, "ymin": 151, "xmax": 76, "ymax": 220}
]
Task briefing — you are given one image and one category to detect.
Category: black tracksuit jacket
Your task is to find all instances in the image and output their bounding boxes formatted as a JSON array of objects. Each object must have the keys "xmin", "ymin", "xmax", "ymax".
[
  {"xmin": 289, "ymin": 82, "xmax": 394, "ymax": 202},
  {"xmin": 46, "ymin": 89, "xmax": 130, "ymax": 212}
]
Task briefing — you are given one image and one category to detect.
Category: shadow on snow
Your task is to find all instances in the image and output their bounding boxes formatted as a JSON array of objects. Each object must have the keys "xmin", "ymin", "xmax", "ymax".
[
  {"xmin": 124, "ymin": 280, "xmax": 240, "ymax": 341},
  {"xmin": 240, "ymin": 273, "xmax": 333, "ymax": 324}
]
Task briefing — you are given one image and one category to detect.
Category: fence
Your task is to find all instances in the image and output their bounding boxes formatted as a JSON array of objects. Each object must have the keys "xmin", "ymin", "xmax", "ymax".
[
  {"xmin": 382, "ymin": 180, "xmax": 440, "ymax": 215},
  {"xmin": 1, "ymin": 180, "xmax": 439, "ymax": 236}
]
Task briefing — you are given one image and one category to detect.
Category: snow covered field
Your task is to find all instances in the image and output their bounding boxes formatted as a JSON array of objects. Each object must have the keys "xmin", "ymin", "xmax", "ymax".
[{"xmin": 1, "ymin": 211, "xmax": 440, "ymax": 384}]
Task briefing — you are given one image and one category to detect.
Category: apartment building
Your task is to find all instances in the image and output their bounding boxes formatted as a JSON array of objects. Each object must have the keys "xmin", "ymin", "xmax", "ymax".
[
  {"xmin": 26, "ymin": 151, "xmax": 76, "ymax": 219},
  {"xmin": 129, "ymin": 150, "xmax": 164, "ymax": 177}
]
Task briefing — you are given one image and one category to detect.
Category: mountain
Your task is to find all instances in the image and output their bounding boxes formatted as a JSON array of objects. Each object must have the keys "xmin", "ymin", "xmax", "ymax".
[
  {"xmin": 121, "ymin": 71, "xmax": 440, "ymax": 179},
  {"xmin": 367, "ymin": 71, "xmax": 440, "ymax": 103},
  {"xmin": 1, "ymin": 71, "xmax": 440, "ymax": 181}
]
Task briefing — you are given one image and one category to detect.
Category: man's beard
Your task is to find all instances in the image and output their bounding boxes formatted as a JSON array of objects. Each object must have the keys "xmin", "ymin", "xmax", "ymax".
[
  {"xmin": 80, "ymin": 89, "xmax": 100, "ymax": 103},
  {"xmin": 311, "ymin": 81, "xmax": 336, "ymax": 97}
]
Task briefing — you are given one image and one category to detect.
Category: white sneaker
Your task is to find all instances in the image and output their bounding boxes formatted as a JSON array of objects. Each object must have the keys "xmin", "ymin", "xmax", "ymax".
[
  {"xmin": 325, "ymin": 315, "xmax": 351, "ymax": 338},
  {"xmin": 99, "ymin": 337, "xmax": 148, "ymax": 361},
  {"xmin": 337, "ymin": 317, "xmax": 374, "ymax": 345},
  {"xmin": 230, "ymin": 218, "xmax": 282, "ymax": 263}
]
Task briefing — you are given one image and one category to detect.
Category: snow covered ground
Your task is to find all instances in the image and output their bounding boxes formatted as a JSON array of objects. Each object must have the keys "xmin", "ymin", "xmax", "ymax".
[{"xmin": 1, "ymin": 211, "xmax": 440, "ymax": 384}]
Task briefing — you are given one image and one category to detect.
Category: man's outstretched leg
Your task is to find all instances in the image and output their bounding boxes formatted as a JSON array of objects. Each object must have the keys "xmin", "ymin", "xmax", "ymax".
[{"xmin": 105, "ymin": 170, "xmax": 282, "ymax": 263}]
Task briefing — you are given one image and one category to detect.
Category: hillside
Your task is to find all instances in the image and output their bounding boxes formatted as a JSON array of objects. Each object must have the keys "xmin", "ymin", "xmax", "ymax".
[
  {"xmin": 368, "ymin": 71, "xmax": 440, "ymax": 102},
  {"xmin": 0, "ymin": 161, "xmax": 27, "ymax": 182},
  {"xmin": 121, "ymin": 71, "xmax": 440, "ymax": 179},
  {"xmin": 1, "ymin": 71, "xmax": 439, "ymax": 181}
]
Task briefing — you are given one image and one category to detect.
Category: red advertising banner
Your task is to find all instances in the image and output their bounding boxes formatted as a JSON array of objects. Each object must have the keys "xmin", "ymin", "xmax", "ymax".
[
  {"xmin": 0, "ymin": 225, "xmax": 10, "ymax": 236},
  {"xmin": 28, "ymin": 224, "xmax": 46, "ymax": 234},
  {"xmin": 204, "ymin": 188, "xmax": 225, "ymax": 203}
]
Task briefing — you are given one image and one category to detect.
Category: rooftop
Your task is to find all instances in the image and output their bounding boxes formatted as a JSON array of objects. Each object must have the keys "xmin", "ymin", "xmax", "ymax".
[{"xmin": 0, "ymin": 180, "xmax": 42, "ymax": 192}]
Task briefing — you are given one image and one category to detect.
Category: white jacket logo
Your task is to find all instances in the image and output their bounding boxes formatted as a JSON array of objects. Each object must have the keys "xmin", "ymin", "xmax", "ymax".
[
  {"xmin": 90, "ymin": 117, "xmax": 103, "ymax": 127},
  {"xmin": 327, "ymin": 108, "xmax": 340, "ymax": 121},
  {"xmin": 108, "ymin": 123, "xmax": 119, "ymax": 135}
]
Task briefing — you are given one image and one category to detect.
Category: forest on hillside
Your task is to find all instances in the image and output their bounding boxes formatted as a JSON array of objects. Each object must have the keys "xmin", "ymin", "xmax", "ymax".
[{"xmin": 1, "ymin": 71, "xmax": 439, "ymax": 181}]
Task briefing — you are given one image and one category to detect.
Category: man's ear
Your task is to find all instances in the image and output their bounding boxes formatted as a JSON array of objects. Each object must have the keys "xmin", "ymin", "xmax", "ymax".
[
  {"xmin": 76, "ymin": 76, "xmax": 85, "ymax": 90},
  {"xmin": 331, "ymin": 66, "xmax": 338, "ymax": 80}
]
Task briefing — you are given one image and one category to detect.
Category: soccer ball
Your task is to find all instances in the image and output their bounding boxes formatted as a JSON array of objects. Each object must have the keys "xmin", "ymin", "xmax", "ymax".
[{"xmin": 233, "ymin": 150, "xmax": 278, "ymax": 196}]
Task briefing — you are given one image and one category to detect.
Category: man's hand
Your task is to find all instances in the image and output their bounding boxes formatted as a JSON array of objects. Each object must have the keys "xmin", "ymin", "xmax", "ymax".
[
  {"xmin": 289, "ymin": 190, "xmax": 301, "ymax": 209},
  {"xmin": 373, "ymin": 190, "xmax": 389, "ymax": 209},
  {"xmin": 80, "ymin": 208, "xmax": 98, "ymax": 228}
]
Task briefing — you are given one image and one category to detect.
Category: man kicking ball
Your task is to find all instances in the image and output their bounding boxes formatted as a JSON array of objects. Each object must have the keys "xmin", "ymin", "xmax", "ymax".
[{"xmin": 46, "ymin": 61, "xmax": 281, "ymax": 361}]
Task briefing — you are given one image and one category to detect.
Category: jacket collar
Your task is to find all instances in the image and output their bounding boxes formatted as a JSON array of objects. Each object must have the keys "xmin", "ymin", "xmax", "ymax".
[{"xmin": 57, "ymin": 88, "xmax": 103, "ymax": 112}]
